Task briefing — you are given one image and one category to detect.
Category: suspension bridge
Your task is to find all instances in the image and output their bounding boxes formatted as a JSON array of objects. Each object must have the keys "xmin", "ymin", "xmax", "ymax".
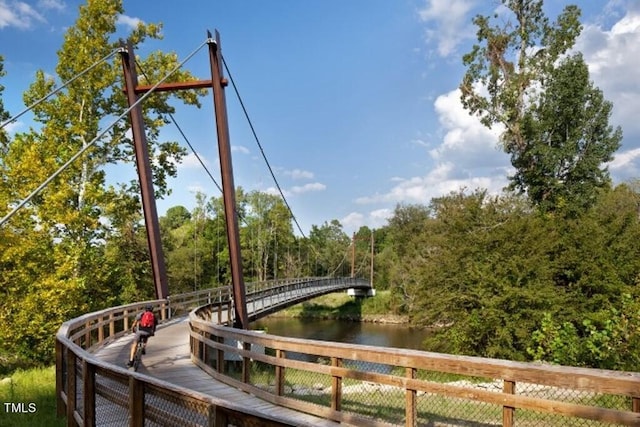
[{"xmin": 2, "ymin": 32, "xmax": 640, "ymax": 426}]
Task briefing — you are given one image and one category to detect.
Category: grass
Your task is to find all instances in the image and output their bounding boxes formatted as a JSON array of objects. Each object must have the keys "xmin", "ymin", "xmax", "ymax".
[
  {"xmin": 0, "ymin": 366, "xmax": 64, "ymax": 427},
  {"xmin": 277, "ymin": 290, "xmax": 400, "ymax": 319}
]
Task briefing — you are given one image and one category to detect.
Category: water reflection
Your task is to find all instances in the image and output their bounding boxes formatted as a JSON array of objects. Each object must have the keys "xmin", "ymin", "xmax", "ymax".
[
  {"xmin": 251, "ymin": 317, "xmax": 431, "ymax": 350},
  {"xmin": 250, "ymin": 317, "xmax": 432, "ymax": 373}
]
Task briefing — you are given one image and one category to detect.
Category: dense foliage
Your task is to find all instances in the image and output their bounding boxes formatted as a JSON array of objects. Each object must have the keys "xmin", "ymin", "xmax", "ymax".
[
  {"xmin": 1, "ymin": 0, "xmax": 638, "ymax": 372},
  {"xmin": 379, "ymin": 186, "xmax": 640, "ymax": 369}
]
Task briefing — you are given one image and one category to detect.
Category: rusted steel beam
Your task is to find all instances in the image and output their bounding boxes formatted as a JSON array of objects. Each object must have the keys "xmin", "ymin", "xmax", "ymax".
[
  {"xmin": 132, "ymin": 80, "xmax": 213, "ymax": 94},
  {"xmin": 119, "ymin": 40, "xmax": 169, "ymax": 300},
  {"xmin": 207, "ymin": 30, "xmax": 249, "ymax": 329}
]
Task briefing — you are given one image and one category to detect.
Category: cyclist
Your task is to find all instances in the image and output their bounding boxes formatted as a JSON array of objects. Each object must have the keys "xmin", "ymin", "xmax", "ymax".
[{"xmin": 127, "ymin": 304, "xmax": 157, "ymax": 368}]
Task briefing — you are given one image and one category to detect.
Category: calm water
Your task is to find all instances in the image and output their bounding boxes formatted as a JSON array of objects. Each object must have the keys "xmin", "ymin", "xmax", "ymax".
[{"xmin": 250, "ymin": 317, "xmax": 431, "ymax": 351}]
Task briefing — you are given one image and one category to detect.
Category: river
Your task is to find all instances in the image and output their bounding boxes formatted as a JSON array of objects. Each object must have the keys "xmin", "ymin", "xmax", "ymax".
[{"xmin": 250, "ymin": 317, "xmax": 432, "ymax": 351}]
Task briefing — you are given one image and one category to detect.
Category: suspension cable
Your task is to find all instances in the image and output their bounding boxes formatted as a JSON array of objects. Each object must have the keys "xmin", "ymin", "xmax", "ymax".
[
  {"xmin": 1, "ymin": 49, "xmax": 120, "ymax": 130},
  {"xmin": 134, "ymin": 59, "xmax": 223, "ymax": 194},
  {"xmin": 221, "ymin": 55, "xmax": 308, "ymax": 239},
  {"xmin": 0, "ymin": 40, "xmax": 208, "ymax": 228},
  {"xmin": 328, "ymin": 245, "xmax": 351, "ymax": 278}
]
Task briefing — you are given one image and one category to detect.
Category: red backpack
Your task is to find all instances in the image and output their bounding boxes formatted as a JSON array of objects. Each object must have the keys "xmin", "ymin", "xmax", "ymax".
[{"xmin": 140, "ymin": 311, "xmax": 155, "ymax": 329}]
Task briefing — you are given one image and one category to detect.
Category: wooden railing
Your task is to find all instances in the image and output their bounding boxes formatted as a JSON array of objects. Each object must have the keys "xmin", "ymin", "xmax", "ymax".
[
  {"xmin": 190, "ymin": 300, "xmax": 640, "ymax": 426},
  {"xmin": 55, "ymin": 277, "xmax": 367, "ymax": 426}
]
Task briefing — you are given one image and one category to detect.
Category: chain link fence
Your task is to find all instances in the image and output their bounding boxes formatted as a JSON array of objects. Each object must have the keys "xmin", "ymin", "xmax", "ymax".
[{"xmin": 194, "ymin": 328, "xmax": 639, "ymax": 427}]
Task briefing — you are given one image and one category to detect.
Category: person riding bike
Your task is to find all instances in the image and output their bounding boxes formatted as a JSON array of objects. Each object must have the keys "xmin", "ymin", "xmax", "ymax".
[{"xmin": 127, "ymin": 304, "xmax": 157, "ymax": 368}]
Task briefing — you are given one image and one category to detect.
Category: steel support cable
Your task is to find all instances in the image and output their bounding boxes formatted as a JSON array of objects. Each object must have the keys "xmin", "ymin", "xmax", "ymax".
[
  {"xmin": 0, "ymin": 49, "xmax": 120, "ymax": 130},
  {"xmin": 134, "ymin": 59, "xmax": 223, "ymax": 194},
  {"xmin": 221, "ymin": 55, "xmax": 308, "ymax": 240},
  {"xmin": 0, "ymin": 40, "xmax": 208, "ymax": 228},
  {"xmin": 328, "ymin": 245, "xmax": 351, "ymax": 278}
]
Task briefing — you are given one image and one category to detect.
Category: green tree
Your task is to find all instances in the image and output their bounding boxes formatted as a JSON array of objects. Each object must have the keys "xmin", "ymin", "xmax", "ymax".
[
  {"xmin": 161, "ymin": 205, "xmax": 191, "ymax": 230},
  {"xmin": 308, "ymin": 220, "xmax": 350, "ymax": 277},
  {"xmin": 0, "ymin": 0, "xmax": 203, "ymax": 364},
  {"xmin": 242, "ymin": 191, "xmax": 294, "ymax": 281},
  {"xmin": 515, "ymin": 54, "xmax": 621, "ymax": 213},
  {"xmin": 0, "ymin": 56, "xmax": 9, "ymax": 147},
  {"xmin": 461, "ymin": 1, "xmax": 587, "ymax": 209}
]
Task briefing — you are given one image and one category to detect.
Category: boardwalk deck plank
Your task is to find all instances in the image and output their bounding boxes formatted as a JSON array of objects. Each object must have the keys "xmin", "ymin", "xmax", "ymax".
[{"xmin": 94, "ymin": 317, "xmax": 347, "ymax": 426}]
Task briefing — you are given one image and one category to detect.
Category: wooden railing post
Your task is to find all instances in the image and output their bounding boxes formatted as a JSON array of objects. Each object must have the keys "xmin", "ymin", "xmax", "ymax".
[
  {"xmin": 129, "ymin": 376, "xmax": 144, "ymax": 427},
  {"xmin": 55, "ymin": 339, "xmax": 65, "ymax": 418},
  {"xmin": 633, "ymin": 397, "xmax": 640, "ymax": 412},
  {"xmin": 109, "ymin": 312, "xmax": 115, "ymax": 339},
  {"xmin": 503, "ymin": 380, "xmax": 516, "ymax": 427},
  {"xmin": 83, "ymin": 360, "xmax": 96, "ymax": 427},
  {"xmin": 275, "ymin": 349, "xmax": 285, "ymax": 396},
  {"xmin": 65, "ymin": 349, "xmax": 76, "ymax": 426},
  {"xmin": 84, "ymin": 320, "xmax": 91, "ymax": 348},
  {"xmin": 217, "ymin": 336, "xmax": 224, "ymax": 373},
  {"xmin": 331, "ymin": 357, "xmax": 342, "ymax": 412},
  {"xmin": 161, "ymin": 301, "xmax": 168, "ymax": 321},
  {"xmin": 97, "ymin": 316, "xmax": 104, "ymax": 343},
  {"xmin": 242, "ymin": 342, "xmax": 251, "ymax": 384},
  {"xmin": 124, "ymin": 309, "xmax": 130, "ymax": 330},
  {"xmin": 406, "ymin": 367, "xmax": 416, "ymax": 427},
  {"xmin": 208, "ymin": 404, "xmax": 227, "ymax": 427}
]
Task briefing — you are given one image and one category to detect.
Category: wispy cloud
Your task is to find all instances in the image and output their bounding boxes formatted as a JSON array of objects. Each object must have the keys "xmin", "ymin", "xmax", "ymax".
[
  {"xmin": 575, "ymin": 5, "xmax": 640, "ymax": 181},
  {"xmin": 284, "ymin": 168, "xmax": 314, "ymax": 180},
  {"xmin": 417, "ymin": 0, "xmax": 476, "ymax": 57},
  {"xmin": 290, "ymin": 182, "xmax": 326, "ymax": 195},
  {"xmin": 264, "ymin": 182, "xmax": 326, "ymax": 198},
  {"xmin": 178, "ymin": 152, "xmax": 211, "ymax": 170},
  {"xmin": 0, "ymin": 0, "xmax": 46, "ymax": 29},
  {"xmin": 116, "ymin": 14, "xmax": 142, "ymax": 30},
  {"xmin": 231, "ymin": 145, "xmax": 250, "ymax": 155},
  {"xmin": 38, "ymin": 0, "xmax": 64, "ymax": 11}
]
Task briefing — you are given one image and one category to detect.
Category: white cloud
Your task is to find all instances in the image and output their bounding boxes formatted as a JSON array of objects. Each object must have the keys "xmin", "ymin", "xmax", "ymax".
[
  {"xmin": 264, "ymin": 182, "xmax": 326, "ymax": 198},
  {"xmin": 0, "ymin": 0, "xmax": 45, "ymax": 29},
  {"xmin": 608, "ymin": 147, "xmax": 640, "ymax": 176},
  {"xmin": 357, "ymin": 87, "xmax": 511, "ymax": 207},
  {"xmin": 430, "ymin": 88, "xmax": 505, "ymax": 169},
  {"xmin": 231, "ymin": 145, "xmax": 250, "ymax": 155},
  {"xmin": 341, "ymin": 208, "xmax": 393, "ymax": 233},
  {"xmin": 575, "ymin": 6, "xmax": 640, "ymax": 181},
  {"xmin": 290, "ymin": 182, "xmax": 326, "ymax": 195},
  {"xmin": 417, "ymin": 0, "xmax": 476, "ymax": 57},
  {"xmin": 341, "ymin": 212, "xmax": 364, "ymax": 230},
  {"xmin": 116, "ymin": 14, "xmax": 142, "ymax": 30},
  {"xmin": 284, "ymin": 168, "xmax": 314, "ymax": 180},
  {"xmin": 1, "ymin": 119, "xmax": 22, "ymax": 134},
  {"xmin": 178, "ymin": 152, "xmax": 210, "ymax": 170},
  {"xmin": 38, "ymin": 0, "xmax": 64, "ymax": 11}
]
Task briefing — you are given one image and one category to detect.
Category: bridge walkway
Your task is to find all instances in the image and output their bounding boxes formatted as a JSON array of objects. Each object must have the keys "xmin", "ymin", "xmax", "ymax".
[{"xmin": 94, "ymin": 316, "xmax": 349, "ymax": 427}]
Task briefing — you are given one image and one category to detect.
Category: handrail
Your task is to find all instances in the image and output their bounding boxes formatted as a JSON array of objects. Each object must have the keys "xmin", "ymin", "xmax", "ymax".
[
  {"xmin": 55, "ymin": 278, "xmax": 357, "ymax": 426},
  {"xmin": 189, "ymin": 285, "xmax": 640, "ymax": 426}
]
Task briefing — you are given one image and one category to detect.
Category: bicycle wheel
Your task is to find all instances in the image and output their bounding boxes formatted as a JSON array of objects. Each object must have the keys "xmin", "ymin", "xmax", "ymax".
[{"xmin": 132, "ymin": 342, "xmax": 143, "ymax": 371}]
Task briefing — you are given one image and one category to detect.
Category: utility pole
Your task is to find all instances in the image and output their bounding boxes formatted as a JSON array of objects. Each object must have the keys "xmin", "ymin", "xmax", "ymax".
[
  {"xmin": 120, "ymin": 40, "xmax": 169, "ymax": 300},
  {"xmin": 207, "ymin": 31, "xmax": 249, "ymax": 329},
  {"xmin": 351, "ymin": 232, "xmax": 356, "ymax": 278},
  {"xmin": 370, "ymin": 229, "xmax": 375, "ymax": 289}
]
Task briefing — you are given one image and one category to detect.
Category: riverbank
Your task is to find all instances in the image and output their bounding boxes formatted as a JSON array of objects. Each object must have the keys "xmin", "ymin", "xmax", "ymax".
[{"xmin": 268, "ymin": 290, "xmax": 410, "ymax": 324}]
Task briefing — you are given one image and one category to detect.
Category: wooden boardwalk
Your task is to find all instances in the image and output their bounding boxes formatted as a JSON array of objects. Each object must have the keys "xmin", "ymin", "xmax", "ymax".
[{"xmin": 94, "ymin": 316, "xmax": 348, "ymax": 427}]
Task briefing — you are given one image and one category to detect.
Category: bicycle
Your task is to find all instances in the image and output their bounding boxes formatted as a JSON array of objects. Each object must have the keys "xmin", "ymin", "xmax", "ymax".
[{"xmin": 129, "ymin": 335, "xmax": 148, "ymax": 372}]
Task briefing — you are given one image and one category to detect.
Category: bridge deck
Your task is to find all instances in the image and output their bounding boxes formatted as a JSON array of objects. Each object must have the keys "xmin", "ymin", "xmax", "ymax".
[{"xmin": 95, "ymin": 317, "xmax": 347, "ymax": 427}]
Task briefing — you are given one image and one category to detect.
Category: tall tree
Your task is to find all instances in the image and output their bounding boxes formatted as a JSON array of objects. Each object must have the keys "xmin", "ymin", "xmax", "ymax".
[
  {"xmin": 515, "ymin": 54, "xmax": 621, "ymax": 213},
  {"xmin": 308, "ymin": 220, "xmax": 350, "ymax": 277},
  {"xmin": 460, "ymin": 1, "xmax": 591, "ymax": 209},
  {"xmin": 0, "ymin": 56, "xmax": 9, "ymax": 148},
  {"xmin": 0, "ymin": 0, "xmax": 203, "ymax": 364},
  {"xmin": 243, "ymin": 191, "xmax": 294, "ymax": 281}
]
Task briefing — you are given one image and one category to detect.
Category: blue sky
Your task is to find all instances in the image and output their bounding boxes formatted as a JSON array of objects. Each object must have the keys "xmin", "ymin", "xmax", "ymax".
[{"xmin": 2, "ymin": 1, "xmax": 640, "ymax": 236}]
